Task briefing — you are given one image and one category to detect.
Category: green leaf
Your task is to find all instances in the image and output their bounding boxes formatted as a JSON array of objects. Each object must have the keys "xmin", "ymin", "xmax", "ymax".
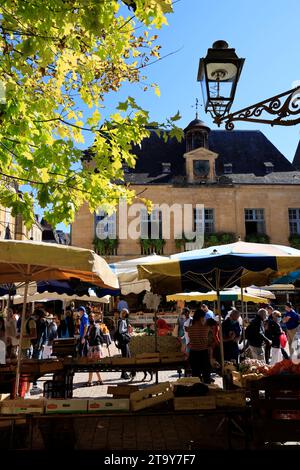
[
  {"xmin": 0, "ymin": 0, "xmax": 174, "ymax": 227},
  {"xmin": 117, "ymin": 101, "xmax": 129, "ymax": 112},
  {"xmin": 170, "ymin": 111, "xmax": 181, "ymax": 122}
]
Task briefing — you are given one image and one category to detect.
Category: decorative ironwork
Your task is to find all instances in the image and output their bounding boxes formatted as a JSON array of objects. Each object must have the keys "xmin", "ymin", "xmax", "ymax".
[{"xmin": 213, "ymin": 86, "xmax": 300, "ymax": 130}]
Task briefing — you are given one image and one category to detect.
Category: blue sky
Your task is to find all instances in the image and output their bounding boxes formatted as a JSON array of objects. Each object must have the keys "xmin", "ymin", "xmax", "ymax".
[
  {"xmin": 58, "ymin": 0, "xmax": 300, "ymax": 231},
  {"xmin": 122, "ymin": 0, "xmax": 300, "ymax": 160}
]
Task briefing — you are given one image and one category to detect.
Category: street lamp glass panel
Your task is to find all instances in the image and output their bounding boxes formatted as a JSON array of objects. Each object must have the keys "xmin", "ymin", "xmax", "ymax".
[
  {"xmin": 198, "ymin": 41, "xmax": 245, "ymax": 120},
  {"xmin": 206, "ymin": 63, "xmax": 237, "ymax": 81}
]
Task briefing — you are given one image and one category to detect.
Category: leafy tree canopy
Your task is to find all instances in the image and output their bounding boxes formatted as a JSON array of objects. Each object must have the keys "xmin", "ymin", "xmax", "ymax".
[{"xmin": 0, "ymin": 0, "xmax": 182, "ymax": 227}]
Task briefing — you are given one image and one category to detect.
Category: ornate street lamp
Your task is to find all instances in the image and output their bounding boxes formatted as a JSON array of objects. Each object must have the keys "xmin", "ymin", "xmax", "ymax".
[
  {"xmin": 198, "ymin": 40, "xmax": 300, "ymax": 130},
  {"xmin": 197, "ymin": 40, "xmax": 244, "ymax": 121}
]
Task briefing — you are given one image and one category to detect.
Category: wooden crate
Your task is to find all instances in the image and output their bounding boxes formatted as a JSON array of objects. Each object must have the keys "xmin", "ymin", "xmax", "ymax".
[
  {"xmin": 174, "ymin": 395, "xmax": 216, "ymax": 411},
  {"xmin": 173, "ymin": 377, "xmax": 201, "ymax": 386},
  {"xmin": 107, "ymin": 385, "xmax": 140, "ymax": 397},
  {"xmin": 215, "ymin": 390, "xmax": 246, "ymax": 408},
  {"xmin": 160, "ymin": 352, "xmax": 186, "ymax": 364},
  {"xmin": 111, "ymin": 357, "xmax": 136, "ymax": 366},
  {"xmin": 1, "ymin": 398, "xmax": 45, "ymax": 415},
  {"xmin": 76, "ymin": 357, "xmax": 89, "ymax": 365},
  {"xmin": 19, "ymin": 359, "xmax": 40, "ymax": 374},
  {"xmin": 232, "ymin": 371, "xmax": 244, "ymax": 388},
  {"xmin": 0, "ymin": 393, "xmax": 11, "ymax": 401},
  {"xmin": 130, "ymin": 382, "xmax": 174, "ymax": 412},
  {"xmin": 207, "ymin": 383, "xmax": 222, "ymax": 393},
  {"xmin": 39, "ymin": 360, "xmax": 64, "ymax": 375},
  {"xmin": 135, "ymin": 353, "xmax": 160, "ymax": 365},
  {"xmin": 100, "ymin": 357, "xmax": 112, "ymax": 365},
  {"xmin": 52, "ymin": 338, "xmax": 77, "ymax": 357}
]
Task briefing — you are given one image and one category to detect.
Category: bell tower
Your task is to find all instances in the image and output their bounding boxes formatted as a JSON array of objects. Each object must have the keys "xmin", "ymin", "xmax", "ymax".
[
  {"xmin": 184, "ymin": 100, "xmax": 210, "ymax": 152},
  {"xmin": 183, "ymin": 109, "xmax": 218, "ymax": 183}
]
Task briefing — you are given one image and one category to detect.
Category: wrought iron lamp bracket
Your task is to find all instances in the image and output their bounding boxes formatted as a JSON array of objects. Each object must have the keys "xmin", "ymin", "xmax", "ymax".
[{"xmin": 213, "ymin": 86, "xmax": 300, "ymax": 130}]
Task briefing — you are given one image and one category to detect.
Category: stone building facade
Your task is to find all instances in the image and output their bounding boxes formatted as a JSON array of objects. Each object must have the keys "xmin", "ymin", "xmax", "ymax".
[
  {"xmin": 0, "ymin": 207, "xmax": 42, "ymax": 242},
  {"xmin": 71, "ymin": 118, "xmax": 300, "ymax": 262}
]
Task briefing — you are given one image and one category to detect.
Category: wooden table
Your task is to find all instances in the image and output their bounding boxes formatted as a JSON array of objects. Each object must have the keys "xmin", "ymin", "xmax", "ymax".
[{"xmin": 0, "ymin": 407, "xmax": 250, "ymax": 450}]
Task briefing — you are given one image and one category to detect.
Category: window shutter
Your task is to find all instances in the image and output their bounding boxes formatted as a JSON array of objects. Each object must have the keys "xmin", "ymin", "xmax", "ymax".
[
  {"xmin": 107, "ymin": 212, "xmax": 116, "ymax": 238},
  {"xmin": 195, "ymin": 206, "xmax": 204, "ymax": 234},
  {"xmin": 140, "ymin": 208, "xmax": 149, "ymax": 239}
]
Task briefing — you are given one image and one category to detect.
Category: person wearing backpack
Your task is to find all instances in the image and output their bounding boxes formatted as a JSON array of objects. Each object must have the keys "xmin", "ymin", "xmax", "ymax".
[
  {"xmin": 16, "ymin": 309, "xmax": 37, "ymax": 398},
  {"xmin": 282, "ymin": 302, "xmax": 300, "ymax": 356},
  {"xmin": 85, "ymin": 313, "xmax": 104, "ymax": 386},
  {"xmin": 18, "ymin": 309, "xmax": 37, "ymax": 359},
  {"xmin": 32, "ymin": 309, "xmax": 48, "ymax": 360},
  {"xmin": 115, "ymin": 308, "xmax": 132, "ymax": 380}
]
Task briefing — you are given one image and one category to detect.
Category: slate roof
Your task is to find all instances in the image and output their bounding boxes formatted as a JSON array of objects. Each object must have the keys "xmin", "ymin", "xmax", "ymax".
[
  {"xmin": 126, "ymin": 129, "xmax": 298, "ymax": 185},
  {"xmin": 229, "ymin": 172, "xmax": 300, "ymax": 185},
  {"xmin": 293, "ymin": 140, "xmax": 300, "ymax": 170}
]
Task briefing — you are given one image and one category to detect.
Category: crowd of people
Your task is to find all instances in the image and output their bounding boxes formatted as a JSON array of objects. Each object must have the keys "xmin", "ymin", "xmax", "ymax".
[
  {"xmin": 0, "ymin": 302, "xmax": 114, "ymax": 393},
  {"xmin": 176, "ymin": 301, "xmax": 300, "ymax": 384},
  {"xmin": 0, "ymin": 298, "xmax": 299, "ymax": 392}
]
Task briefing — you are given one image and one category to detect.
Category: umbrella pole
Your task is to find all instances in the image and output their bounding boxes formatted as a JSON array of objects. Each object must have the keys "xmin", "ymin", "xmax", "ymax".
[
  {"xmin": 241, "ymin": 287, "xmax": 246, "ymax": 356},
  {"xmin": 15, "ymin": 267, "xmax": 31, "ymax": 398},
  {"xmin": 154, "ymin": 309, "xmax": 158, "ymax": 353},
  {"xmin": 216, "ymin": 271, "xmax": 225, "ymax": 384},
  {"xmin": 154, "ymin": 308, "xmax": 159, "ymax": 384}
]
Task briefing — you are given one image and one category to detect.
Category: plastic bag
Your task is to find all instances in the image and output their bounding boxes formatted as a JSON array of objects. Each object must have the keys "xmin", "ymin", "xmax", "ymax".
[{"xmin": 279, "ymin": 332, "xmax": 287, "ymax": 348}]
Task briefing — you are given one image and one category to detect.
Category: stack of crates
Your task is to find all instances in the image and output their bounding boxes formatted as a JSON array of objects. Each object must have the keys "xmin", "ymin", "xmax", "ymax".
[
  {"xmin": 51, "ymin": 338, "xmax": 77, "ymax": 358},
  {"xmin": 43, "ymin": 372, "xmax": 74, "ymax": 399}
]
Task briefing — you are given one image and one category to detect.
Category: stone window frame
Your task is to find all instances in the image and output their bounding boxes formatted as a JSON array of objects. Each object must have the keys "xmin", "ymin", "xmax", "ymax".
[
  {"xmin": 194, "ymin": 207, "xmax": 215, "ymax": 234},
  {"xmin": 244, "ymin": 208, "xmax": 265, "ymax": 234},
  {"xmin": 288, "ymin": 208, "xmax": 300, "ymax": 235}
]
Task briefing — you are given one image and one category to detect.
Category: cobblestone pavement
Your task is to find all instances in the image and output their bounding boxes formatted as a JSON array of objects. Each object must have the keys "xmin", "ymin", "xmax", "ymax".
[{"xmin": 31, "ymin": 343, "xmax": 223, "ymax": 398}]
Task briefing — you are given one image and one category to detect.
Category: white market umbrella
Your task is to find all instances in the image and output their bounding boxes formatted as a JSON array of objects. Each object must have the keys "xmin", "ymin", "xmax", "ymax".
[
  {"xmin": 110, "ymin": 254, "xmax": 167, "ymax": 294},
  {"xmin": 3, "ymin": 292, "xmax": 110, "ymax": 304},
  {"xmin": 0, "ymin": 239, "xmax": 118, "ymax": 396}
]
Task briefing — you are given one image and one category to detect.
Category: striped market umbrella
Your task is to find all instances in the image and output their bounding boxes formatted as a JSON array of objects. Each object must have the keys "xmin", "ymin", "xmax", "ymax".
[{"xmin": 138, "ymin": 241, "xmax": 300, "ymax": 374}]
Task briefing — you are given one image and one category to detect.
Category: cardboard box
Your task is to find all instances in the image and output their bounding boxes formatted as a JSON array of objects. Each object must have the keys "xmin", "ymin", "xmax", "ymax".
[
  {"xmin": 45, "ymin": 399, "xmax": 88, "ymax": 414},
  {"xmin": 88, "ymin": 399, "xmax": 130, "ymax": 413},
  {"xmin": 174, "ymin": 396, "xmax": 216, "ymax": 411},
  {"xmin": 1, "ymin": 398, "xmax": 45, "ymax": 415}
]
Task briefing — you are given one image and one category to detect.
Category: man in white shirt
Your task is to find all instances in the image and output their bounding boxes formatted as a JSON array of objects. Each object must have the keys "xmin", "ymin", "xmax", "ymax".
[{"xmin": 182, "ymin": 307, "xmax": 192, "ymax": 352}]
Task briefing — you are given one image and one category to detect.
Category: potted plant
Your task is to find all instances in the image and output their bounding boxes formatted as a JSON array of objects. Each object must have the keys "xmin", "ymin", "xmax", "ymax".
[
  {"xmin": 93, "ymin": 237, "xmax": 119, "ymax": 255},
  {"xmin": 244, "ymin": 233, "xmax": 270, "ymax": 243},
  {"xmin": 139, "ymin": 238, "xmax": 166, "ymax": 255},
  {"xmin": 289, "ymin": 233, "xmax": 300, "ymax": 249},
  {"xmin": 204, "ymin": 232, "xmax": 237, "ymax": 247}
]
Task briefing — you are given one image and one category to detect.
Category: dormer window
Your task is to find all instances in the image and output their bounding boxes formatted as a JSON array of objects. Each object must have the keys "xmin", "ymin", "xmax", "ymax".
[
  {"xmin": 224, "ymin": 163, "xmax": 232, "ymax": 174},
  {"xmin": 162, "ymin": 162, "xmax": 171, "ymax": 174},
  {"xmin": 193, "ymin": 160, "xmax": 210, "ymax": 177},
  {"xmin": 264, "ymin": 162, "xmax": 274, "ymax": 174}
]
